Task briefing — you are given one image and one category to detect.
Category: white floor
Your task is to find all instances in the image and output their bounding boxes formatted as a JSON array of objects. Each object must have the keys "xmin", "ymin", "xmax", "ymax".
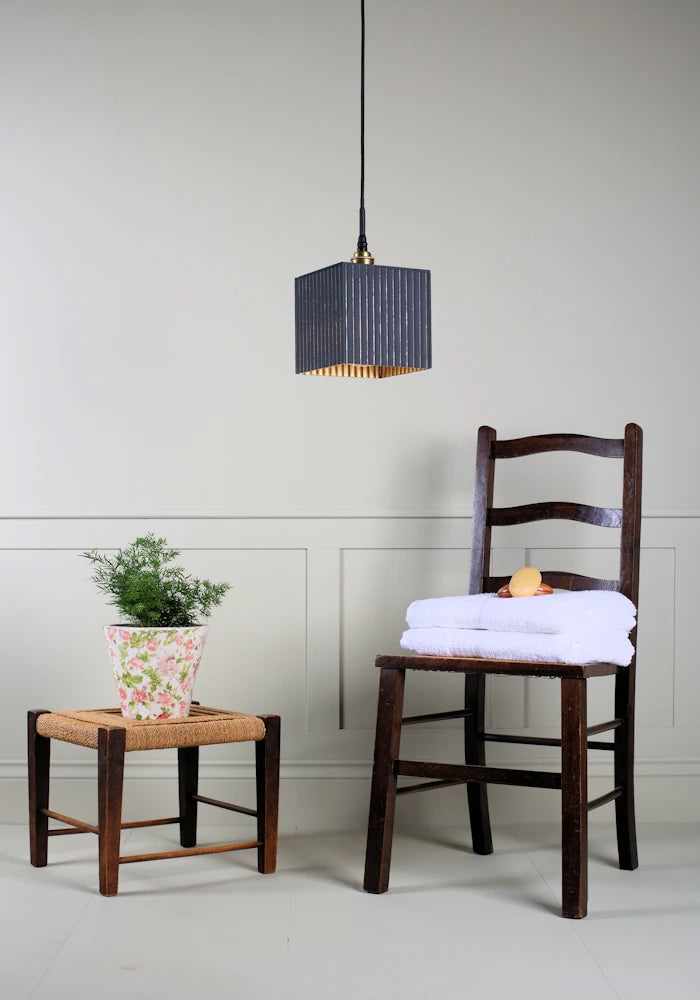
[{"xmin": 2, "ymin": 821, "xmax": 700, "ymax": 999}]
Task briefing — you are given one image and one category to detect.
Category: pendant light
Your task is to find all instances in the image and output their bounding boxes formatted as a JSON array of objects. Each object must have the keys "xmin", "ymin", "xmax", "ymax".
[{"xmin": 295, "ymin": 0, "xmax": 431, "ymax": 378}]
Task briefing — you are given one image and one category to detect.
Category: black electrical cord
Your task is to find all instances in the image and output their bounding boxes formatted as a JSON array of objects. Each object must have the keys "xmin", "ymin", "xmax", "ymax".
[{"xmin": 357, "ymin": 0, "xmax": 368, "ymax": 253}]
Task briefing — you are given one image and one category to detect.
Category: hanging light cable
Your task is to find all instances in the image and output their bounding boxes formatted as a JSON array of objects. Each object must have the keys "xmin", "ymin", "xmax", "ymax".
[
  {"xmin": 353, "ymin": 0, "xmax": 372, "ymax": 266},
  {"xmin": 294, "ymin": 0, "xmax": 432, "ymax": 378}
]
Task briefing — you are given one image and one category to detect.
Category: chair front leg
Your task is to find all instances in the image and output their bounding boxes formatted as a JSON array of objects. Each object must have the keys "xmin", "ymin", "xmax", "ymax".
[
  {"xmin": 464, "ymin": 674, "xmax": 493, "ymax": 855},
  {"xmin": 256, "ymin": 715, "xmax": 280, "ymax": 874},
  {"xmin": 561, "ymin": 678, "xmax": 588, "ymax": 919},
  {"xmin": 28, "ymin": 710, "xmax": 51, "ymax": 868},
  {"xmin": 364, "ymin": 666, "xmax": 405, "ymax": 894},
  {"xmin": 614, "ymin": 666, "xmax": 638, "ymax": 870},
  {"xmin": 98, "ymin": 726, "xmax": 126, "ymax": 897}
]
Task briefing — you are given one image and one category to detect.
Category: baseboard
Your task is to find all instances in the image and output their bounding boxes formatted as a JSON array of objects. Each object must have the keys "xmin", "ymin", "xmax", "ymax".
[
  {"xmin": 5, "ymin": 759, "xmax": 700, "ymax": 828},
  {"xmin": 4, "ymin": 755, "xmax": 700, "ymax": 781}
]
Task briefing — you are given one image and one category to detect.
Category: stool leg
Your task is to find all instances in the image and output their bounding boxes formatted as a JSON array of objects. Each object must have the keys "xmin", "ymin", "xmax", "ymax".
[
  {"xmin": 28, "ymin": 710, "xmax": 51, "ymax": 868},
  {"xmin": 178, "ymin": 747, "xmax": 199, "ymax": 848},
  {"xmin": 561, "ymin": 678, "xmax": 588, "ymax": 919},
  {"xmin": 256, "ymin": 715, "xmax": 280, "ymax": 874},
  {"xmin": 98, "ymin": 726, "xmax": 126, "ymax": 897},
  {"xmin": 364, "ymin": 666, "xmax": 405, "ymax": 894}
]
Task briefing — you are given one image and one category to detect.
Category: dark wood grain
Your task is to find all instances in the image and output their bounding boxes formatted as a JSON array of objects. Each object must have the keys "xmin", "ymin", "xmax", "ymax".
[
  {"xmin": 561, "ymin": 679, "xmax": 588, "ymax": 918},
  {"xmin": 615, "ymin": 423, "xmax": 642, "ymax": 871},
  {"xmin": 120, "ymin": 841, "xmax": 262, "ymax": 864},
  {"xmin": 397, "ymin": 778, "xmax": 466, "ymax": 796},
  {"xmin": 587, "ymin": 719, "xmax": 623, "ymax": 735},
  {"xmin": 395, "ymin": 759, "xmax": 562, "ymax": 790},
  {"xmin": 42, "ymin": 809, "xmax": 98, "ymax": 833},
  {"xmin": 362, "ymin": 423, "xmax": 642, "ymax": 917},
  {"xmin": 178, "ymin": 746, "xmax": 199, "ymax": 849},
  {"xmin": 364, "ymin": 666, "xmax": 406, "ymax": 893},
  {"xmin": 121, "ymin": 816, "xmax": 180, "ymax": 829},
  {"xmin": 46, "ymin": 814, "xmax": 180, "ymax": 836},
  {"xmin": 619, "ymin": 423, "xmax": 643, "ymax": 604},
  {"xmin": 615, "ymin": 664, "xmax": 639, "ymax": 870},
  {"xmin": 493, "ymin": 433, "xmax": 624, "ymax": 459},
  {"xmin": 376, "ymin": 654, "xmax": 620, "ymax": 679},
  {"xmin": 401, "ymin": 709, "xmax": 472, "ymax": 726},
  {"xmin": 464, "ymin": 674, "xmax": 492, "ymax": 854},
  {"xmin": 97, "ymin": 726, "xmax": 126, "ymax": 897},
  {"xmin": 489, "ymin": 502, "xmax": 622, "ymax": 528},
  {"xmin": 256, "ymin": 714, "xmax": 280, "ymax": 874},
  {"xmin": 588, "ymin": 788, "xmax": 622, "ymax": 811},
  {"xmin": 469, "ymin": 425, "xmax": 497, "ymax": 595},
  {"xmin": 482, "ymin": 733, "xmax": 614, "ymax": 752},
  {"xmin": 193, "ymin": 794, "xmax": 257, "ymax": 817},
  {"xmin": 485, "ymin": 572, "xmax": 619, "ymax": 593},
  {"xmin": 27, "ymin": 710, "xmax": 51, "ymax": 867}
]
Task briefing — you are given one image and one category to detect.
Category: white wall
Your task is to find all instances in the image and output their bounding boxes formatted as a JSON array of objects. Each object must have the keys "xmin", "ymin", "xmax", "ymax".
[{"xmin": 2, "ymin": 0, "xmax": 699, "ymax": 830}]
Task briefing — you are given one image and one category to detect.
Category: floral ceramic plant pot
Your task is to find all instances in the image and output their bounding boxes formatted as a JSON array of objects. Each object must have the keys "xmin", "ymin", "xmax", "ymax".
[{"xmin": 103, "ymin": 625, "xmax": 209, "ymax": 720}]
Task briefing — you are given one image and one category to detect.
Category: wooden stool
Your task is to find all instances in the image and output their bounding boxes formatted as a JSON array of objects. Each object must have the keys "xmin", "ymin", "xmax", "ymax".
[{"xmin": 28, "ymin": 705, "xmax": 280, "ymax": 895}]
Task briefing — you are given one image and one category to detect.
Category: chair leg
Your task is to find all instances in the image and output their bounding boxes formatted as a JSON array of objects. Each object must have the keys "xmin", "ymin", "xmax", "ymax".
[
  {"xmin": 561, "ymin": 678, "xmax": 588, "ymax": 919},
  {"xmin": 614, "ymin": 667, "xmax": 638, "ymax": 870},
  {"xmin": 28, "ymin": 710, "xmax": 51, "ymax": 868},
  {"xmin": 256, "ymin": 715, "xmax": 280, "ymax": 874},
  {"xmin": 363, "ymin": 666, "xmax": 405, "ymax": 894},
  {"xmin": 178, "ymin": 746, "xmax": 199, "ymax": 849},
  {"xmin": 98, "ymin": 726, "xmax": 126, "ymax": 897},
  {"xmin": 464, "ymin": 674, "xmax": 493, "ymax": 855}
]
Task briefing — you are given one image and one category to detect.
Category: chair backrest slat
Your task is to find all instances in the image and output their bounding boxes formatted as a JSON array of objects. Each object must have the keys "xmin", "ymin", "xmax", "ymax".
[
  {"xmin": 489, "ymin": 502, "xmax": 622, "ymax": 529},
  {"xmin": 470, "ymin": 424, "xmax": 642, "ymax": 609},
  {"xmin": 485, "ymin": 572, "xmax": 619, "ymax": 594},
  {"xmin": 493, "ymin": 433, "xmax": 625, "ymax": 460}
]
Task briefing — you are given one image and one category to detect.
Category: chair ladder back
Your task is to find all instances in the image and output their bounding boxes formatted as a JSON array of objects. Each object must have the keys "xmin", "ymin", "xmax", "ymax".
[
  {"xmin": 469, "ymin": 426, "xmax": 497, "ymax": 595},
  {"xmin": 470, "ymin": 425, "xmax": 642, "ymax": 598}
]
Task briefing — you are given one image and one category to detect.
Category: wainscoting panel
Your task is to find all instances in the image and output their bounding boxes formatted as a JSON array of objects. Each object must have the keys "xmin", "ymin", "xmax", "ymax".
[{"xmin": 2, "ymin": 513, "xmax": 699, "ymax": 827}]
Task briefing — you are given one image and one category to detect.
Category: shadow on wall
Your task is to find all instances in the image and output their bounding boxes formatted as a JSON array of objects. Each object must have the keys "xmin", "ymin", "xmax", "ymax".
[{"xmin": 390, "ymin": 430, "xmax": 475, "ymax": 575}]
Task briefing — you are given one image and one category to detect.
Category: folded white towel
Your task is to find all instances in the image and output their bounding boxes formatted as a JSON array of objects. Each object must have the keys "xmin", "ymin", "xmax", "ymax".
[
  {"xmin": 400, "ymin": 627, "xmax": 634, "ymax": 667},
  {"xmin": 406, "ymin": 590, "xmax": 636, "ymax": 636}
]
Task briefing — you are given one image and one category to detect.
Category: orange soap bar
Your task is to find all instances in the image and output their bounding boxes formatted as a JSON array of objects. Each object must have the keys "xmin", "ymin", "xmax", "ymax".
[{"xmin": 509, "ymin": 566, "xmax": 542, "ymax": 597}]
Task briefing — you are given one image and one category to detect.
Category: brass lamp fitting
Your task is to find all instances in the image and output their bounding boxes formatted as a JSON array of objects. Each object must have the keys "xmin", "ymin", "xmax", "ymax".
[{"xmin": 351, "ymin": 248, "xmax": 375, "ymax": 265}]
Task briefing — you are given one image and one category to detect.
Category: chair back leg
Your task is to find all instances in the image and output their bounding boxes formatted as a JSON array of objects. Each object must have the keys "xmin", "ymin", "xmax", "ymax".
[
  {"xmin": 178, "ymin": 746, "xmax": 200, "ymax": 848},
  {"xmin": 464, "ymin": 675, "xmax": 493, "ymax": 855},
  {"xmin": 256, "ymin": 714, "xmax": 280, "ymax": 874},
  {"xmin": 98, "ymin": 726, "xmax": 126, "ymax": 897},
  {"xmin": 28, "ymin": 710, "xmax": 51, "ymax": 868},
  {"xmin": 364, "ymin": 666, "xmax": 406, "ymax": 893},
  {"xmin": 561, "ymin": 678, "xmax": 588, "ymax": 918}
]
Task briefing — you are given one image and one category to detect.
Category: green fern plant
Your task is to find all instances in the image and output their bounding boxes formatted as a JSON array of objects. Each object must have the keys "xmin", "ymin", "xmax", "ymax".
[{"xmin": 82, "ymin": 534, "xmax": 231, "ymax": 627}]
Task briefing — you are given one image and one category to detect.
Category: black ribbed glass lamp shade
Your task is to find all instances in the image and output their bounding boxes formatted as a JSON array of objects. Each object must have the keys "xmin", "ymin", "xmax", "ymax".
[{"xmin": 295, "ymin": 261, "xmax": 431, "ymax": 378}]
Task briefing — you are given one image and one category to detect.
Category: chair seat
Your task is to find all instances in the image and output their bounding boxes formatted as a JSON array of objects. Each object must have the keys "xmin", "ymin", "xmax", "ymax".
[
  {"xmin": 376, "ymin": 654, "xmax": 622, "ymax": 679},
  {"xmin": 35, "ymin": 705, "xmax": 266, "ymax": 751}
]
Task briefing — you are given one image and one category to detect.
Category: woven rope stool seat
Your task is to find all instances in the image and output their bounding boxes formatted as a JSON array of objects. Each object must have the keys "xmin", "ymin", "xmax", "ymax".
[
  {"xmin": 28, "ymin": 704, "xmax": 280, "ymax": 896},
  {"xmin": 36, "ymin": 705, "xmax": 266, "ymax": 751}
]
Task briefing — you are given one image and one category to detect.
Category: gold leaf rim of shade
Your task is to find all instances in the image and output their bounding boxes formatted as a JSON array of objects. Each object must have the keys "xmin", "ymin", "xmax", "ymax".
[{"xmin": 301, "ymin": 364, "xmax": 423, "ymax": 379}]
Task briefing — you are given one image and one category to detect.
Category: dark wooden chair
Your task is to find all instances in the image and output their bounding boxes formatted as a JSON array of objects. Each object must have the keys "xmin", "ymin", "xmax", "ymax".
[
  {"xmin": 363, "ymin": 424, "xmax": 642, "ymax": 918},
  {"xmin": 28, "ymin": 704, "xmax": 280, "ymax": 895}
]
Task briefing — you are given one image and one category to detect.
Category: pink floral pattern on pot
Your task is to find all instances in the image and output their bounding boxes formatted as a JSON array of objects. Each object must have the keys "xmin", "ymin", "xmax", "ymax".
[{"xmin": 103, "ymin": 626, "xmax": 209, "ymax": 720}]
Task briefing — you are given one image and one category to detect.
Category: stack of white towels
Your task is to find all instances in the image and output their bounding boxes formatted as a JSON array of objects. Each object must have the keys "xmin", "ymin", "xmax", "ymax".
[{"xmin": 400, "ymin": 591, "xmax": 637, "ymax": 666}]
